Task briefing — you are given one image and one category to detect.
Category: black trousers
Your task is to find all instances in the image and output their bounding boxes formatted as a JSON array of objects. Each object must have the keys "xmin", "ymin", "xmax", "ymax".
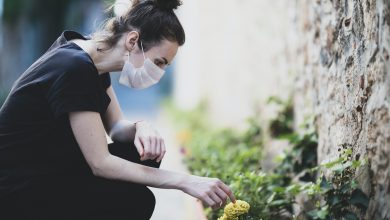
[{"xmin": 2, "ymin": 141, "xmax": 161, "ymax": 220}]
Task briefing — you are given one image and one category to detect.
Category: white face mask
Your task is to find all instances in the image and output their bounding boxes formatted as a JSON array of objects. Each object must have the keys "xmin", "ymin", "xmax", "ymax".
[{"xmin": 119, "ymin": 42, "xmax": 166, "ymax": 89}]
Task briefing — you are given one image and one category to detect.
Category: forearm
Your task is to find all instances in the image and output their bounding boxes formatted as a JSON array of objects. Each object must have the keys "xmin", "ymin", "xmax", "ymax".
[
  {"xmin": 94, "ymin": 154, "xmax": 188, "ymax": 190},
  {"xmin": 109, "ymin": 120, "xmax": 137, "ymax": 143}
]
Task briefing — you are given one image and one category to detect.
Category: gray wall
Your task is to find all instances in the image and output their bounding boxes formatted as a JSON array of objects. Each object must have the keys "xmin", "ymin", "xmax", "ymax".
[{"xmin": 290, "ymin": 0, "xmax": 390, "ymax": 219}]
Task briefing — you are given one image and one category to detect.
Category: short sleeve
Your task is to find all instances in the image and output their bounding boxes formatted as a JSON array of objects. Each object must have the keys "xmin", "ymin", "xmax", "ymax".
[
  {"xmin": 99, "ymin": 72, "xmax": 111, "ymax": 90},
  {"xmin": 45, "ymin": 57, "xmax": 107, "ymax": 119}
]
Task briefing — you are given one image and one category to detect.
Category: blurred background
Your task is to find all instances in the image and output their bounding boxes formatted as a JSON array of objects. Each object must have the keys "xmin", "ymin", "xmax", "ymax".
[
  {"xmin": 0, "ymin": 0, "xmax": 292, "ymax": 125},
  {"xmin": 0, "ymin": 0, "xmax": 176, "ymax": 122},
  {"xmin": 0, "ymin": 1, "xmax": 292, "ymax": 219}
]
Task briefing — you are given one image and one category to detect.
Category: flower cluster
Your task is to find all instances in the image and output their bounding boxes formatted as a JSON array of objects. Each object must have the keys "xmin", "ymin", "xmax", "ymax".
[{"xmin": 218, "ymin": 200, "xmax": 250, "ymax": 220}]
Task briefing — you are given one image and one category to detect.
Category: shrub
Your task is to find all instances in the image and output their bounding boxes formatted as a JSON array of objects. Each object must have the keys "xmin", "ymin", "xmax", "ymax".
[{"xmin": 164, "ymin": 99, "xmax": 369, "ymax": 220}]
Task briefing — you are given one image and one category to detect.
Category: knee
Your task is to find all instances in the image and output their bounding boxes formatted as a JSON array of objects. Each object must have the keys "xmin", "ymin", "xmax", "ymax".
[
  {"xmin": 109, "ymin": 141, "xmax": 162, "ymax": 169},
  {"xmin": 143, "ymin": 159, "xmax": 161, "ymax": 169},
  {"xmin": 145, "ymin": 187, "xmax": 156, "ymax": 211},
  {"xmin": 108, "ymin": 141, "xmax": 139, "ymax": 162},
  {"xmin": 134, "ymin": 187, "xmax": 156, "ymax": 219}
]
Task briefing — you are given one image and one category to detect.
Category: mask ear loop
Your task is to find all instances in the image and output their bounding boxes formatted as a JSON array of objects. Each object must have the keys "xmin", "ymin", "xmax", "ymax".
[
  {"xmin": 140, "ymin": 41, "xmax": 146, "ymax": 61},
  {"xmin": 127, "ymin": 51, "xmax": 131, "ymax": 62}
]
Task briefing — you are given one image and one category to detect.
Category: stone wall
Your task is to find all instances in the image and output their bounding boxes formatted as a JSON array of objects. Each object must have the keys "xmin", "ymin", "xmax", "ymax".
[{"xmin": 291, "ymin": 0, "xmax": 390, "ymax": 219}]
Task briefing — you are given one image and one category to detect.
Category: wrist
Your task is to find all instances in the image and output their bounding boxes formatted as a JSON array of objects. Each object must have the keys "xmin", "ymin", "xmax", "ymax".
[
  {"xmin": 134, "ymin": 120, "xmax": 143, "ymax": 125},
  {"xmin": 134, "ymin": 120, "xmax": 148, "ymax": 129},
  {"xmin": 176, "ymin": 173, "xmax": 191, "ymax": 192}
]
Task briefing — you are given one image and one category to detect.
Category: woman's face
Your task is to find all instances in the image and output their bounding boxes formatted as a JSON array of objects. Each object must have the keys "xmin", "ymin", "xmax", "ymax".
[{"xmin": 130, "ymin": 39, "xmax": 179, "ymax": 70}]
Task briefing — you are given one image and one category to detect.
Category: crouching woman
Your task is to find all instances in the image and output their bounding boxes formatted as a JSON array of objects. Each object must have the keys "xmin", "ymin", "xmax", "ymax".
[{"xmin": 0, "ymin": 0, "xmax": 235, "ymax": 219}]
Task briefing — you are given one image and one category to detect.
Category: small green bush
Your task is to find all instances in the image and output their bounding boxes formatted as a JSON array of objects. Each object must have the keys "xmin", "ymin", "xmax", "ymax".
[
  {"xmin": 164, "ymin": 99, "xmax": 369, "ymax": 220},
  {"xmin": 267, "ymin": 96, "xmax": 294, "ymax": 138}
]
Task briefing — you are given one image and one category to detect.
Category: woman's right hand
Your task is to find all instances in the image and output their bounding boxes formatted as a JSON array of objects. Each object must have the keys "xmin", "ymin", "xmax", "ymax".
[{"xmin": 180, "ymin": 175, "xmax": 236, "ymax": 210}]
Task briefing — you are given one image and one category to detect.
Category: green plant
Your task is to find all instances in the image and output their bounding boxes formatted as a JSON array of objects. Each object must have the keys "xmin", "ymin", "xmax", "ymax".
[
  {"xmin": 275, "ymin": 132, "xmax": 318, "ymax": 184},
  {"xmin": 270, "ymin": 112, "xmax": 369, "ymax": 220},
  {"xmin": 304, "ymin": 146, "xmax": 369, "ymax": 220},
  {"xmin": 164, "ymin": 99, "xmax": 369, "ymax": 220},
  {"xmin": 267, "ymin": 96, "xmax": 294, "ymax": 138}
]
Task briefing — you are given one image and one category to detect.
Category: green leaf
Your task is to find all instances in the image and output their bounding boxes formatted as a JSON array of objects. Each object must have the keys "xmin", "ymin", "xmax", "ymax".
[
  {"xmin": 270, "ymin": 199, "xmax": 289, "ymax": 206},
  {"xmin": 350, "ymin": 189, "xmax": 369, "ymax": 211},
  {"xmin": 340, "ymin": 181, "xmax": 354, "ymax": 193},
  {"xmin": 350, "ymin": 180, "xmax": 358, "ymax": 189},
  {"xmin": 343, "ymin": 211, "xmax": 358, "ymax": 220},
  {"xmin": 270, "ymin": 186, "xmax": 286, "ymax": 193},
  {"xmin": 327, "ymin": 191, "xmax": 341, "ymax": 206},
  {"xmin": 316, "ymin": 209, "xmax": 329, "ymax": 219},
  {"xmin": 322, "ymin": 158, "xmax": 344, "ymax": 169},
  {"xmin": 307, "ymin": 206, "xmax": 329, "ymax": 220},
  {"xmin": 286, "ymin": 184, "xmax": 301, "ymax": 195},
  {"xmin": 319, "ymin": 176, "xmax": 332, "ymax": 192},
  {"xmin": 267, "ymin": 192, "xmax": 276, "ymax": 204},
  {"xmin": 344, "ymin": 148, "xmax": 353, "ymax": 156},
  {"xmin": 351, "ymin": 160, "xmax": 361, "ymax": 168}
]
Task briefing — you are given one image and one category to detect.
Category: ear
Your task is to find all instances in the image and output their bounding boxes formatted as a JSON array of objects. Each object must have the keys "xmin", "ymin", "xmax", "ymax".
[{"xmin": 125, "ymin": 31, "xmax": 140, "ymax": 51}]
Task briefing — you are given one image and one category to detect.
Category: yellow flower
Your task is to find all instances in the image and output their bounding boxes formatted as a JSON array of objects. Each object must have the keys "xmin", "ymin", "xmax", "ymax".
[
  {"xmin": 218, "ymin": 200, "xmax": 250, "ymax": 220},
  {"xmin": 217, "ymin": 214, "xmax": 237, "ymax": 220}
]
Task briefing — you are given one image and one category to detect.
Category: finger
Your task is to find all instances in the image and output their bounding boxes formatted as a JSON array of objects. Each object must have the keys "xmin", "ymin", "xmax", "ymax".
[
  {"xmin": 134, "ymin": 137, "xmax": 144, "ymax": 158},
  {"xmin": 154, "ymin": 138, "xmax": 161, "ymax": 161},
  {"xmin": 202, "ymin": 195, "xmax": 215, "ymax": 208},
  {"xmin": 156, "ymin": 139, "xmax": 166, "ymax": 163},
  {"xmin": 208, "ymin": 192, "xmax": 222, "ymax": 209},
  {"xmin": 150, "ymin": 137, "xmax": 157, "ymax": 159},
  {"xmin": 218, "ymin": 182, "xmax": 236, "ymax": 203},
  {"xmin": 140, "ymin": 137, "xmax": 150, "ymax": 161},
  {"xmin": 146, "ymin": 137, "xmax": 154, "ymax": 160},
  {"xmin": 215, "ymin": 187, "xmax": 228, "ymax": 207}
]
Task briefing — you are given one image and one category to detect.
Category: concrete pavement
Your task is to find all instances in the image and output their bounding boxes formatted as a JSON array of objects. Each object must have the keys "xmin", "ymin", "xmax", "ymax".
[{"xmin": 149, "ymin": 113, "xmax": 207, "ymax": 220}]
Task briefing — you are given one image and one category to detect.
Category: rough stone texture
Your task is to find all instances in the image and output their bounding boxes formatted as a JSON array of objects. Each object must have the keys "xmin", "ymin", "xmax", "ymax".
[{"xmin": 290, "ymin": 0, "xmax": 390, "ymax": 219}]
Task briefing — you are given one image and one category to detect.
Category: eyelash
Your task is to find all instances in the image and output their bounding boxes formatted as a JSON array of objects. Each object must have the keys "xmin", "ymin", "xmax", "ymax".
[{"xmin": 155, "ymin": 60, "xmax": 164, "ymax": 66}]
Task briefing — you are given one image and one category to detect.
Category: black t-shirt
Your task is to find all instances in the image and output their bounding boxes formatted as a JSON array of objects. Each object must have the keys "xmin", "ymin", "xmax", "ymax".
[{"xmin": 0, "ymin": 31, "xmax": 111, "ymax": 196}]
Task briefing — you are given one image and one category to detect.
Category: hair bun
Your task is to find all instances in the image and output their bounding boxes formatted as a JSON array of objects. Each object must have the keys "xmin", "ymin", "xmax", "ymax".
[{"xmin": 154, "ymin": 0, "xmax": 182, "ymax": 11}]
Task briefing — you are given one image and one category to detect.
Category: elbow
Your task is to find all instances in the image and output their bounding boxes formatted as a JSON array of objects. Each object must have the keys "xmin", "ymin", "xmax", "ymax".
[
  {"xmin": 91, "ymin": 164, "xmax": 105, "ymax": 177},
  {"xmin": 108, "ymin": 121, "xmax": 122, "ymax": 142},
  {"xmin": 89, "ymin": 156, "xmax": 111, "ymax": 178}
]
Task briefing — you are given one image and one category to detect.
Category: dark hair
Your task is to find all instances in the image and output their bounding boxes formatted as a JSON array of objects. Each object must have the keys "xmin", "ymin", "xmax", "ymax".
[{"xmin": 93, "ymin": 0, "xmax": 185, "ymax": 51}]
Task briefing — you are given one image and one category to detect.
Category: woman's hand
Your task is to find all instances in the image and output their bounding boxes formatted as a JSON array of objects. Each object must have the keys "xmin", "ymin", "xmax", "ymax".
[
  {"xmin": 180, "ymin": 175, "xmax": 236, "ymax": 210},
  {"xmin": 134, "ymin": 121, "xmax": 166, "ymax": 162}
]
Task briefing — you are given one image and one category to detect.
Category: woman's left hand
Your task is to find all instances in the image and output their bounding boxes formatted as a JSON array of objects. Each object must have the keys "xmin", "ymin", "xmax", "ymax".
[{"xmin": 133, "ymin": 121, "xmax": 166, "ymax": 162}]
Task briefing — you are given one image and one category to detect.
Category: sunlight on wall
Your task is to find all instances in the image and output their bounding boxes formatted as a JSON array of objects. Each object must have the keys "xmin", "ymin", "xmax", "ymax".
[
  {"xmin": 174, "ymin": 0, "xmax": 203, "ymax": 111},
  {"xmin": 175, "ymin": 0, "xmax": 293, "ymax": 128}
]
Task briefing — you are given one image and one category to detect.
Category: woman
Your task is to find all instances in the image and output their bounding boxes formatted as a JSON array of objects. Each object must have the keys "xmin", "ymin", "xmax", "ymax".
[{"xmin": 0, "ymin": 0, "xmax": 236, "ymax": 219}]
